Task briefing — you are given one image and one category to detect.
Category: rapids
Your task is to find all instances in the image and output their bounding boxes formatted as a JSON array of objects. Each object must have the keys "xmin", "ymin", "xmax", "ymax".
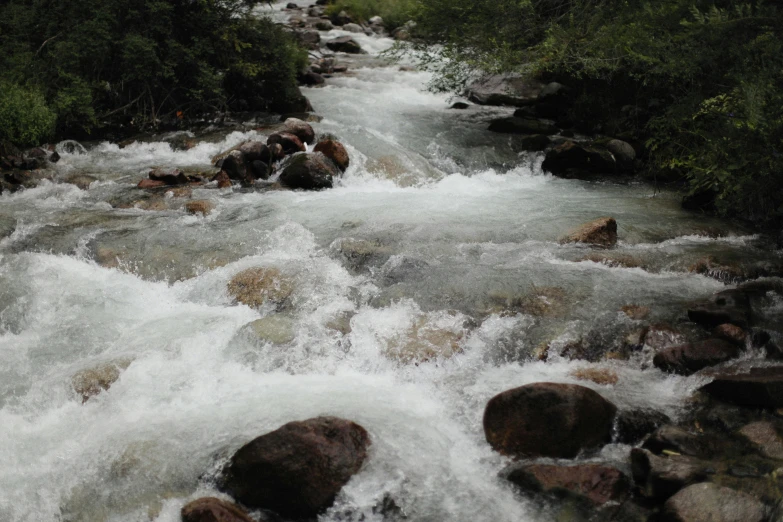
[{"xmin": 1, "ymin": 3, "xmax": 782, "ymax": 521}]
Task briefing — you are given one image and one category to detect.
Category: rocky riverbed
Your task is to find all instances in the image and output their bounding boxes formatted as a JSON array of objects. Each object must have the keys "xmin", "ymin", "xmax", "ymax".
[{"xmin": 1, "ymin": 2, "xmax": 783, "ymax": 522}]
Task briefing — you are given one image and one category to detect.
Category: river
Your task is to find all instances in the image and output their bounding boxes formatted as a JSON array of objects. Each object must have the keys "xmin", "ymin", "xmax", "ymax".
[{"xmin": 1, "ymin": 3, "xmax": 781, "ymax": 522}]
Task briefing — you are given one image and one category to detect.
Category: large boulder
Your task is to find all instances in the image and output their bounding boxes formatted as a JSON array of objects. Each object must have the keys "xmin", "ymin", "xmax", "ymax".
[
  {"xmin": 488, "ymin": 116, "xmax": 558, "ymax": 135},
  {"xmin": 701, "ymin": 366, "xmax": 783, "ymax": 408},
  {"xmin": 282, "ymin": 118, "xmax": 315, "ymax": 145},
  {"xmin": 181, "ymin": 497, "xmax": 255, "ymax": 522},
  {"xmin": 653, "ymin": 339, "xmax": 740, "ymax": 375},
  {"xmin": 661, "ymin": 483, "xmax": 767, "ymax": 522},
  {"xmin": 542, "ymin": 140, "xmax": 617, "ymax": 177},
  {"xmin": 607, "ymin": 139, "xmax": 636, "ymax": 171},
  {"xmin": 560, "ymin": 217, "xmax": 617, "ymax": 248},
  {"xmin": 483, "ymin": 383, "xmax": 617, "ymax": 458},
  {"xmin": 630, "ymin": 448, "xmax": 709, "ymax": 500},
  {"xmin": 466, "ymin": 74, "xmax": 544, "ymax": 107},
  {"xmin": 738, "ymin": 421, "xmax": 783, "ymax": 460},
  {"xmin": 313, "ymin": 139, "xmax": 349, "ymax": 172},
  {"xmin": 219, "ymin": 417, "xmax": 370, "ymax": 518},
  {"xmin": 227, "ymin": 267, "xmax": 294, "ymax": 309},
  {"xmin": 503, "ymin": 463, "xmax": 630, "ymax": 506},
  {"xmin": 221, "ymin": 150, "xmax": 250, "ymax": 182},
  {"xmin": 72, "ymin": 359, "xmax": 131, "ymax": 403},
  {"xmin": 326, "ymin": 36, "xmax": 363, "ymax": 54},
  {"xmin": 278, "ymin": 152, "xmax": 339, "ymax": 190},
  {"xmin": 614, "ymin": 408, "xmax": 671, "ymax": 445}
]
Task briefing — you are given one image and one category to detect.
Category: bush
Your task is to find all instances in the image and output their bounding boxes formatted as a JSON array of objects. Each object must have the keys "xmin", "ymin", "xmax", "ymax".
[
  {"xmin": 0, "ymin": 82, "xmax": 56, "ymax": 146},
  {"xmin": 0, "ymin": 0, "xmax": 308, "ymax": 139}
]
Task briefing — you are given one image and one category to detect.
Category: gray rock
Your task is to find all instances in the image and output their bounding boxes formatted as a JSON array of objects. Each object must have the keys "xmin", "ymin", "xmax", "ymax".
[
  {"xmin": 607, "ymin": 139, "xmax": 636, "ymax": 171},
  {"xmin": 466, "ymin": 74, "xmax": 544, "ymax": 106},
  {"xmin": 342, "ymin": 23, "xmax": 363, "ymax": 33},
  {"xmin": 630, "ymin": 448, "xmax": 709, "ymax": 500},
  {"xmin": 662, "ymin": 483, "xmax": 766, "ymax": 522},
  {"xmin": 326, "ymin": 36, "xmax": 363, "ymax": 54}
]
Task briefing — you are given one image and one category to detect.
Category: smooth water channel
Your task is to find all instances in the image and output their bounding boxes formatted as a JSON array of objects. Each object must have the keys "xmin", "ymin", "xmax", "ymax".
[{"xmin": 1, "ymin": 3, "xmax": 782, "ymax": 521}]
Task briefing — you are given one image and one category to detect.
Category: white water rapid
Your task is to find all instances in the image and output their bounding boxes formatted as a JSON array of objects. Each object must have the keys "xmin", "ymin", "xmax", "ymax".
[{"xmin": 1, "ymin": 3, "xmax": 782, "ymax": 522}]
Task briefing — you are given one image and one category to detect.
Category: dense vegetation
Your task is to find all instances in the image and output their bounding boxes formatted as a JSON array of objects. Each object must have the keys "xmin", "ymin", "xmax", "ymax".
[
  {"xmin": 0, "ymin": 0, "xmax": 308, "ymax": 144},
  {"xmin": 325, "ymin": 0, "xmax": 417, "ymax": 31},
  {"xmin": 397, "ymin": 0, "xmax": 783, "ymax": 225}
]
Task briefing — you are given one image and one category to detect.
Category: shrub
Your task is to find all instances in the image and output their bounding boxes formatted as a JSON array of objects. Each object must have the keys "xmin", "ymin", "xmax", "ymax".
[{"xmin": 0, "ymin": 82, "xmax": 56, "ymax": 146}]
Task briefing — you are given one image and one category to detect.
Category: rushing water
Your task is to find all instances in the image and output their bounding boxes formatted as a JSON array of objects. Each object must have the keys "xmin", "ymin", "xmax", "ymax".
[{"xmin": 1, "ymin": 4, "xmax": 782, "ymax": 522}]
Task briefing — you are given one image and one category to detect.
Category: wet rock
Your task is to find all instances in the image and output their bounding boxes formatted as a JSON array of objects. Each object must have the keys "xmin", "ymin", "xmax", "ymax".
[
  {"xmin": 621, "ymin": 305, "xmax": 650, "ymax": 320},
  {"xmin": 219, "ymin": 416, "xmax": 370, "ymax": 518},
  {"xmin": 330, "ymin": 10, "xmax": 352, "ymax": 25},
  {"xmin": 450, "ymin": 102, "xmax": 469, "ymax": 109},
  {"xmin": 661, "ymin": 483, "xmax": 767, "ymax": 522},
  {"xmin": 466, "ymin": 74, "xmax": 544, "ymax": 107},
  {"xmin": 607, "ymin": 139, "xmax": 636, "ymax": 171},
  {"xmin": 380, "ymin": 256, "xmax": 428, "ymax": 286},
  {"xmin": 630, "ymin": 448, "xmax": 709, "ymax": 500},
  {"xmin": 72, "ymin": 359, "xmax": 132, "ymax": 403},
  {"xmin": 738, "ymin": 421, "xmax": 783, "ymax": 460},
  {"xmin": 488, "ymin": 116, "xmax": 558, "ymax": 135},
  {"xmin": 267, "ymin": 132, "xmax": 306, "ymax": 156},
  {"xmin": 4, "ymin": 168, "xmax": 53, "ymax": 188},
  {"xmin": 342, "ymin": 22, "xmax": 363, "ymax": 33},
  {"xmin": 250, "ymin": 160, "xmax": 270, "ymax": 180},
  {"xmin": 246, "ymin": 315, "xmax": 296, "ymax": 345},
  {"xmin": 181, "ymin": 497, "xmax": 255, "ymax": 522},
  {"xmin": 614, "ymin": 408, "xmax": 671, "ymax": 444},
  {"xmin": 238, "ymin": 141, "xmax": 270, "ymax": 163},
  {"xmin": 713, "ymin": 323, "xmax": 749, "ymax": 346},
  {"xmin": 643, "ymin": 425, "xmax": 723, "ymax": 459},
  {"xmin": 282, "ymin": 118, "xmax": 316, "ymax": 145},
  {"xmin": 579, "ymin": 252, "xmax": 646, "ymax": 269},
  {"xmin": 653, "ymin": 339, "xmax": 740, "ymax": 375},
  {"xmin": 569, "ymin": 367, "xmax": 619, "ymax": 386},
  {"xmin": 315, "ymin": 20, "xmax": 333, "ymax": 31},
  {"xmin": 295, "ymin": 28, "xmax": 320, "ymax": 49},
  {"xmin": 185, "ymin": 200, "xmax": 214, "ymax": 216},
  {"xmin": 227, "ymin": 267, "xmax": 294, "ymax": 309},
  {"xmin": 336, "ymin": 238, "xmax": 393, "ymax": 269},
  {"xmin": 326, "ymin": 36, "xmax": 363, "ymax": 54},
  {"xmin": 517, "ymin": 134, "xmax": 551, "ymax": 152},
  {"xmin": 136, "ymin": 178, "xmax": 167, "ymax": 189},
  {"xmin": 483, "ymin": 383, "xmax": 617, "ymax": 458},
  {"xmin": 221, "ymin": 150, "xmax": 249, "ymax": 182},
  {"xmin": 542, "ymin": 140, "xmax": 617, "ymax": 177},
  {"xmin": 503, "ymin": 463, "xmax": 630, "ymax": 506},
  {"xmin": 299, "ymin": 70, "xmax": 325, "ymax": 86},
  {"xmin": 211, "ymin": 171, "xmax": 232, "ymax": 189},
  {"xmin": 313, "ymin": 139, "xmax": 349, "ymax": 172},
  {"xmin": 165, "ymin": 186, "xmax": 192, "ymax": 198},
  {"xmin": 688, "ymin": 289, "xmax": 752, "ymax": 329},
  {"xmin": 701, "ymin": 366, "xmax": 783, "ymax": 408},
  {"xmin": 148, "ymin": 167, "xmax": 188, "ymax": 186},
  {"xmin": 62, "ymin": 174, "xmax": 97, "ymax": 190},
  {"xmin": 382, "ymin": 314, "xmax": 464, "ymax": 364},
  {"xmin": 560, "ymin": 217, "xmax": 617, "ymax": 248},
  {"xmin": 278, "ymin": 152, "xmax": 339, "ymax": 190}
]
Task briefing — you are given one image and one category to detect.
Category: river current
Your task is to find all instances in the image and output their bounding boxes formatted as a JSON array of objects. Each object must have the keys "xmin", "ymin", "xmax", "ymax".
[{"xmin": 1, "ymin": 3, "xmax": 782, "ymax": 522}]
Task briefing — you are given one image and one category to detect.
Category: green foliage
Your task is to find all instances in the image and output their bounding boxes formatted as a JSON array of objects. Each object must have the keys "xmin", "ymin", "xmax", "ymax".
[
  {"xmin": 0, "ymin": 0, "xmax": 308, "ymax": 139},
  {"xmin": 0, "ymin": 82, "xmax": 56, "ymax": 146},
  {"xmin": 326, "ymin": 0, "xmax": 417, "ymax": 30},
  {"xmin": 407, "ymin": 0, "xmax": 783, "ymax": 225}
]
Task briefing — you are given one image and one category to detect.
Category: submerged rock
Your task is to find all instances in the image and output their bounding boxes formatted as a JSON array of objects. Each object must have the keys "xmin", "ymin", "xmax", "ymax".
[
  {"xmin": 278, "ymin": 152, "xmax": 339, "ymax": 190},
  {"xmin": 148, "ymin": 167, "xmax": 188, "ymax": 186},
  {"xmin": 503, "ymin": 463, "xmax": 630, "ymax": 506},
  {"xmin": 181, "ymin": 497, "xmax": 255, "ymax": 522},
  {"xmin": 382, "ymin": 314, "xmax": 464, "ymax": 364},
  {"xmin": 483, "ymin": 383, "xmax": 617, "ymax": 458},
  {"xmin": 569, "ymin": 367, "xmax": 619, "ymax": 386},
  {"xmin": 219, "ymin": 416, "xmax": 370, "ymax": 518},
  {"xmin": 72, "ymin": 359, "xmax": 132, "ymax": 403},
  {"xmin": 662, "ymin": 483, "xmax": 766, "ymax": 522},
  {"xmin": 185, "ymin": 200, "xmax": 214, "ymax": 216},
  {"xmin": 227, "ymin": 267, "xmax": 294, "ymax": 309},
  {"xmin": 246, "ymin": 315, "xmax": 296, "ymax": 345},
  {"xmin": 313, "ymin": 139, "xmax": 349, "ymax": 172},
  {"xmin": 64, "ymin": 174, "xmax": 98, "ymax": 190},
  {"xmin": 560, "ymin": 217, "xmax": 618, "ymax": 248},
  {"xmin": 653, "ymin": 339, "xmax": 740, "ymax": 375},
  {"xmin": 688, "ymin": 289, "xmax": 752, "ymax": 329}
]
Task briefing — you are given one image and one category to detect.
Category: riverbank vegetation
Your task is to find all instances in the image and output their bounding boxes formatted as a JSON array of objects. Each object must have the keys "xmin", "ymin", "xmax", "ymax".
[
  {"xmin": 0, "ymin": 0, "xmax": 308, "ymax": 143},
  {"xmin": 379, "ymin": 0, "xmax": 783, "ymax": 225}
]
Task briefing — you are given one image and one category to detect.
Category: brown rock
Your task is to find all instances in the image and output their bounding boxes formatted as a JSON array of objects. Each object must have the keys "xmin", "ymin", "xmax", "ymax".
[
  {"xmin": 186, "ymin": 200, "xmax": 214, "ymax": 216},
  {"xmin": 483, "ymin": 383, "xmax": 617, "ymax": 458},
  {"xmin": 267, "ymin": 132, "xmax": 305, "ymax": 155},
  {"xmin": 621, "ymin": 304, "xmax": 650, "ymax": 320},
  {"xmin": 148, "ymin": 167, "xmax": 188, "ymax": 185},
  {"xmin": 138, "ymin": 178, "xmax": 167, "ymax": 189},
  {"xmin": 653, "ymin": 339, "xmax": 740, "ymax": 375},
  {"xmin": 211, "ymin": 171, "xmax": 232, "ymax": 189},
  {"xmin": 661, "ymin": 483, "xmax": 766, "ymax": 522},
  {"xmin": 227, "ymin": 267, "xmax": 294, "ymax": 309},
  {"xmin": 614, "ymin": 408, "xmax": 671, "ymax": 444},
  {"xmin": 282, "ymin": 118, "xmax": 316, "ymax": 144},
  {"xmin": 713, "ymin": 323, "xmax": 748, "ymax": 347},
  {"xmin": 65, "ymin": 174, "xmax": 98, "ymax": 190},
  {"xmin": 560, "ymin": 217, "xmax": 617, "ymax": 248},
  {"xmin": 181, "ymin": 497, "xmax": 254, "ymax": 522},
  {"xmin": 688, "ymin": 289, "xmax": 752, "ymax": 329},
  {"xmin": 219, "ymin": 417, "xmax": 370, "ymax": 518},
  {"xmin": 630, "ymin": 448, "xmax": 709, "ymax": 500},
  {"xmin": 701, "ymin": 366, "xmax": 783, "ymax": 408},
  {"xmin": 580, "ymin": 253, "xmax": 645, "ymax": 269},
  {"xmin": 738, "ymin": 421, "xmax": 783, "ymax": 460},
  {"xmin": 504, "ymin": 463, "xmax": 630, "ymax": 505},
  {"xmin": 570, "ymin": 367, "xmax": 619, "ymax": 386},
  {"xmin": 382, "ymin": 314, "xmax": 464, "ymax": 363},
  {"xmin": 72, "ymin": 359, "xmax": 132, "ymax": 403},
  {"xmin": 278, "ymin": 152, "xmax": 338, "ymax": 190},
  {"xmin": 314, "ymin": 139, "xmax": 350, "ymax": 172}
]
